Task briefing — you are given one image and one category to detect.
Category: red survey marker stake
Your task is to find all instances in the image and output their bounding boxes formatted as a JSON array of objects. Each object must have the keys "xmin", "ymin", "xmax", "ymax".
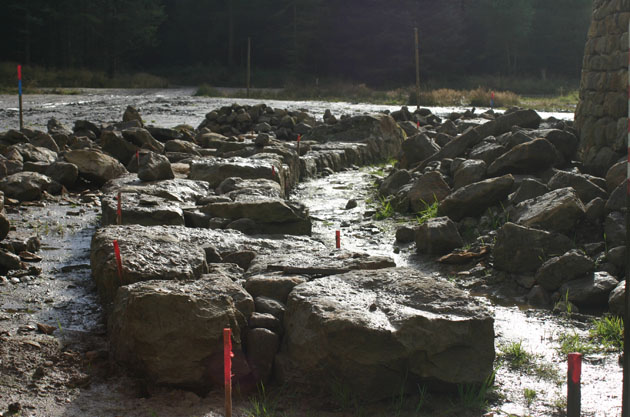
[
  {"xmin": 136, "ymin": 150, "xmax": 140, "ymax": 166},
  {"xmin": 224, "ymin": 328, "xmax": 233, "ymax": 417},
  {"xmin": 113, "ymin": 240, "xmax": 123, "ymax": 284},
  {"xmin": 567, "ymin": 352, "xmax": 582, "ymax": 417},
  {"xmin": 335, "ymin": 230, "xmax": 341, "ymax": 249}
]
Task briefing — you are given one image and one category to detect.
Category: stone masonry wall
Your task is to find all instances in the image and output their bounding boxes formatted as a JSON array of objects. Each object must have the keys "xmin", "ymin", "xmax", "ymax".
[{"xmin": 575, "ymin": 0, "xmax": 630, "ymax": 176}]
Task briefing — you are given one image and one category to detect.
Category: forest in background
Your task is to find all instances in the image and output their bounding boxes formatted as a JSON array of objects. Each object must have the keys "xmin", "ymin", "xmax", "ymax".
[{"xmin": 0, "ymin": 0, "xmax": 592, "ymax": 91}]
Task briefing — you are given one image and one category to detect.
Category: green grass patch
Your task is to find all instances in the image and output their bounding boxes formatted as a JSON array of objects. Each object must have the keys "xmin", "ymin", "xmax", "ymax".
[
  {"xmin": 590, "ymin": 315, "xmax": 624, "ymax": 351},
  {"xmin": 557, "ymin": 332, "xmax": 597, "ymax": 356},
  {"xmin": 456, "ymin": 369, "xmax": 496, "ymax": 411},
  {"xmin": 416, "ymin": 198, "xmax": 439, "ymax": 225},
  {"xmin": 374, "ymin": 197, "xmax": 395, "ymax": 220},
  {"xmin": 498, "ymin": 340, "xmax": 534, "ymax": 369}
]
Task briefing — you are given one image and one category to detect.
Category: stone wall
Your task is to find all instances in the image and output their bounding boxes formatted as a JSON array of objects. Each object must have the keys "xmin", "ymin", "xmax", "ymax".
[{"xmin": 575, "ymin": 0, "xmax": 630, "ymax": 175}]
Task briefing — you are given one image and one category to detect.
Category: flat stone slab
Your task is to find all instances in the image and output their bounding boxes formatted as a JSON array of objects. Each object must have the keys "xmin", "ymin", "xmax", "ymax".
[
  {"xmin": 103, "ymin": 175, "xmax": 212, "ymax": 204},
  {"xmin": 100, "ymin": 193, "xmax": 185, "ymax": 226},
  {"xmin": 91, "ymin": 225, "xmax": 395, "ymax": 305},
  {"xmin": 283, "ymin": 267, "xmax": 495, "ymax": 400}
]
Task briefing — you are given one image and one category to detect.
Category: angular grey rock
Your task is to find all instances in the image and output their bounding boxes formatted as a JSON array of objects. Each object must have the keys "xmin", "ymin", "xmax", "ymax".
[
  {"xmin": 283, "ymin": 268, "xmax": 495, "ymax": 400},
  {"xmin": 487, "ymin": 138, "xmax": 559, "ymax": 176},
  {"xmin": 45, "ymin": 161, "xmax": 78, "ymax": 188},
  {"xmin": 29, "ymin": 131, "xmax": 60, "ymax": 154},
  {"xmin": 103, "ymin": 176, "xmax": 211, "ymax": 204},
  {"xmin": 453, "ymin": 159, "xmax": 486, "ymax": 189},
  {"xmin": 379, "ymin": 169, "xmax": 412, "ymax": 197},
  {"xmin": 585, "ymin": 197, "xmax": 606, "ymax": 221},
  {"xmin": 605, "ymin": 183, "xmax": 625, "ymax": 213},
  {"xmin": 415, "ymin": 216, "xmax": 463, "ymax": 255},
  {"xmin": 122, "ymin": 105, "xmax": 143, "ymax": 126},
  {"xmin": 469, "ymin": 138, "xmax": 506, "ymax": 165},
  {"xmin": 511, "ymin": 187, "xmax": 585, "ymax": 233},
  {"xmin": 537, "ymin": 129, "xmax": 578, "ymax": 161},
  {"xmin": 559, "ymin": 271, "xmax": 619, "ymax": 308},
  {"xmin": 137, "ymin": 151, "xmax": 175, "ymax": 182},
  {"xmin": 255, "ymin": 296, "xmax": 286, "ymax": 320},
  {"xmin": 146, "ymin": 126, "xmax": 182, "ymax": 142},
  {"xmin": 408, "ymin": 171, "xmax": 451, "ymax": 213},
  {"xmin": 400, "ymin": 133, "xmax": 440, "ymax": 168},
  {"xmin": 0, "ymin": 172, "xmax": 54, "ymax": 201},
  {"xmin": 547, "ymin": 171, "xmax": 607, "ymax": 204},
  {"xmin": 438, "ymin": 175, "xmax": 514, "ymax": 221},
  {"xmin": 509, "ymin": 178, "xmax": 548, "ymax": 205},
  {"xmin": 109, "ymin": 277, "xmax": 252, "ymax": 391},
  {"xmin": 534, "ymin": 249, "xmax": 594, "ymax": 291},
  {"xmin": 10, "ymin": 143, "xmax": 57, "ymax": 164},
  {"xmin": 244, "ymin": 274, "xmax": 306, "ymax": 304},
  {"xmin": 608, "ymin": 280, "xmax": 625, "ymax": 316},
  {"xmin": 190, "ymin": 157, "xmax": 281, "ymax": 189},
  {"xmin": 65, "ymin": 149, "xmax": 128, "ymax": 186},
  {"xmin": 605, "ymin": 161, "xmax": 625, "ymax": 192},
  {"xmin": 527, "ymin": 285, "xmax": 552, "ymax": 308},
  {"xmin": 248, "ymin": 312, "xmax": 283, "ymax": 334},
  {"xmin": 164, "ymin": 139, "xmax": 200, "ymax": 154},
  {"xmin": 122, "ymin": 128, "xmax": 164, "ymax": 154},
  {"xmin": 246, "ymin": 328, "xmax": 279, "ymax": 383},
  {"xmin": 100, "ymin": 130, "xmax": 137, "ymax": 164},
  {"xmin": 100, "ymin": 193, "xmax": 185, "ymax": 227},
  {"xmin": 395, "ymin": 226, "xmax": 415, "ymax": 243},
  {"xmin": 200, "ymin": 199, "xmax": 311, "ymax": 235},
  {"xmin": 217, "ymin": 177, "xmax": 284, "ymax": 200},
  {"xmin": 494, "ymin": 222, "xmax": 574, "ymax": 273},
  {"xmin": 604, "ymin": 211, "xmax": 625, "ymax": 248}
]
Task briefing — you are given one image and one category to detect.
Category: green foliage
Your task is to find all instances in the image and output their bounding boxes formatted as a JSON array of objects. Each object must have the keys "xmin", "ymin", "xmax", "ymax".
[
  {"xmin": 246, "ymin": 383, "xmax": 278, "ymax": 417},
  {"xmin": 375, "ymin": 197, "xmax": 395, "ymax": 220},
  {"xmin": 456, "ymin": 369, "xmax": 496, "ymax": 410},
  {"xmin": 523, "ymin": 388, "xmax": 537, "ymax": 407},
  {"xmin": 416, "ymin": 198, "xmax": 439, "ymax": 225},
  {"xmin": 590, "ymin": 315, "xmax": 624, "ymax": 351},
  {"xmin": 557, "ymin": 332, "xmax": 597, "ymax": 355},
  {"xmin": 329, "ymin": 378, "xmax": 362, "ymax": 414},
  {"xmin": 498, "ymin": 340, "xmax": 533, "ymax": 369}
]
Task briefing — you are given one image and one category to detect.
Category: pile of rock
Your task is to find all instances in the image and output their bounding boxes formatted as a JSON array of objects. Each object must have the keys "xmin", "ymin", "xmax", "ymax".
[{"xmin": 382, "ymin": 107, "xmax": 624, "ymax": 314}]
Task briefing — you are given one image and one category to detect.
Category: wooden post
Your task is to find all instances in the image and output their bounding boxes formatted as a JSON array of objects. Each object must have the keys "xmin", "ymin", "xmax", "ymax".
[
  {"xmin": 246, "ymin": 37, "xmax": 251, "ymax": 98},
  {"xmin": 624, "ymin": 20, "xmax": 630, "ymax": 417},
  {"xmin": 414, "ymin": 28, "xmax": 420, "ymax": 110},
  {"xmin": 567, "ymin": 353, "xmax": 582, "ymax": 417},
  {"xmin": 17, "ymin": 65, "xmax": 23, "ymax": 130}
]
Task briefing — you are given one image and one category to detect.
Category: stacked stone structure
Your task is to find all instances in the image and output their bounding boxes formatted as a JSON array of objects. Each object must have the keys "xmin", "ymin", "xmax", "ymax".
[{"xmin": 575, "ymin": 0, "xmax": 630, "ymax": 175}]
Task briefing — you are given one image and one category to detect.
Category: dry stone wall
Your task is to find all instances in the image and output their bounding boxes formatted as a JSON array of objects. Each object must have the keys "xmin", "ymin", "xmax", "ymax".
[{"xmin": 575, "ymin": 0, "xmax": 630, "ymax": 175}]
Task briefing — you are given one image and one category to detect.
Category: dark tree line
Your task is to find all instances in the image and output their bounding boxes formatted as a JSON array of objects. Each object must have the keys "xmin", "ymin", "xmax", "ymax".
[{"xmin": 0, "ymin": 0, "xmax": 592, "ymax": 86}]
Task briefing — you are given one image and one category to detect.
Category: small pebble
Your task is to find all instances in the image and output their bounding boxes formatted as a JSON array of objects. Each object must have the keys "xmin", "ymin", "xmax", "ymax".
[{"xmin": 10, "ymin": 277, "xmax": 20, "ymax": 284}]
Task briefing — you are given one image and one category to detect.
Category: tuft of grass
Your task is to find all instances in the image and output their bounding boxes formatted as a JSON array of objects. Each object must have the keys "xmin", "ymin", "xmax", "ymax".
[
  {"xmin": 523, "ymin": 388, "xmax": 537, "ymax": 407},
  {"xmin": 456, "ymin": 369, "xmax": 496, "ymax": 410},
  {"xmin": 329, "ymin": 378, "xmax": 362, "ymax": 415},
  {"xmin": 590, "ymin": 315, "xmax": 624, "ymax": 351},
  {"xmin": 416, "ymin": 198, "xmax": 439, "ymax": 225},
  {"xmin": 498, "ymin": 340, "xmax": 534, "ymax": 369},
  {"xmin": 246, "ymin": 383, "xmax": 277, "ymax": 417},
  {"xmin": 374, "ymin": 197, "xmax": 395, "ymax": 220},
  {"xmin": 557, "ymin": 332, "xmax": 597, "ymax": 356}
]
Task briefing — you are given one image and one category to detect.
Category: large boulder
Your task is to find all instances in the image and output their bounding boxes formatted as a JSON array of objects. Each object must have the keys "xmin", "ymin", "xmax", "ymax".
[
  {"xmin": 487, "ymin": 138, "xmax": 559, "ymax": 176},
  {"xmin": 559, "ymin": 271, "xmax": 619, "ymax": 308},
  {"xmin": 283, "ymin": 268, "xmax": 495, "ymax": 400},
  {"xmin": 9, "ymin": 143, "xmax": 57, "ymax": 164},
  {"xmin": 534, "ymin": 250, "xmax": 595, "ymax": 291},
  {"xmin": 103, "ymin": 176, "xmax": 211, "ymax": 204},
  {"xmin": 109, "ymin": 276, "xmax": 253, "ymax": 391},
  {"xmin": 137, "ymin": 151, "xmax": 175, "ymax": 182},
  {"xmin": 494, "ymin": 222, "xmax": 574, "ymax": 273},
  {"xmin": 45, "ymin": 161, "xmax": 78, "ymax": 188},
  {"xmin": 190, "ymin": 157, "xmax": 282, "ymax": 189},
  {"xmin": 408, "ymin": 171, "xmax": 451, "ymax": 212},
  {"xmin": 537, "ymin": 129, "xmax": 579, "ymax": 161},
  {"xmin": 65, "ymin": 149, "xmax": 128, "ymax": 186},
  {"xmin": 438, "ymin": 174, "xmax": 514, "ymax": 221},
  {"xmin": 511, "ymin": 187, "xmax": 586, "ymax": 233},
  {"xmin": 0, "ymin": 172, "xmax": 54, "ymax": 201},
  {"xmin": 415, "ymin": 217, "xmax": 463, "ymax": 255},
  {"xmin": 200, "ymin": 199, "xmax": 312, "ymax": 235},
  {"xmin": 100, "ymin": 193, "xmax": 185, "ymax": 227}
]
